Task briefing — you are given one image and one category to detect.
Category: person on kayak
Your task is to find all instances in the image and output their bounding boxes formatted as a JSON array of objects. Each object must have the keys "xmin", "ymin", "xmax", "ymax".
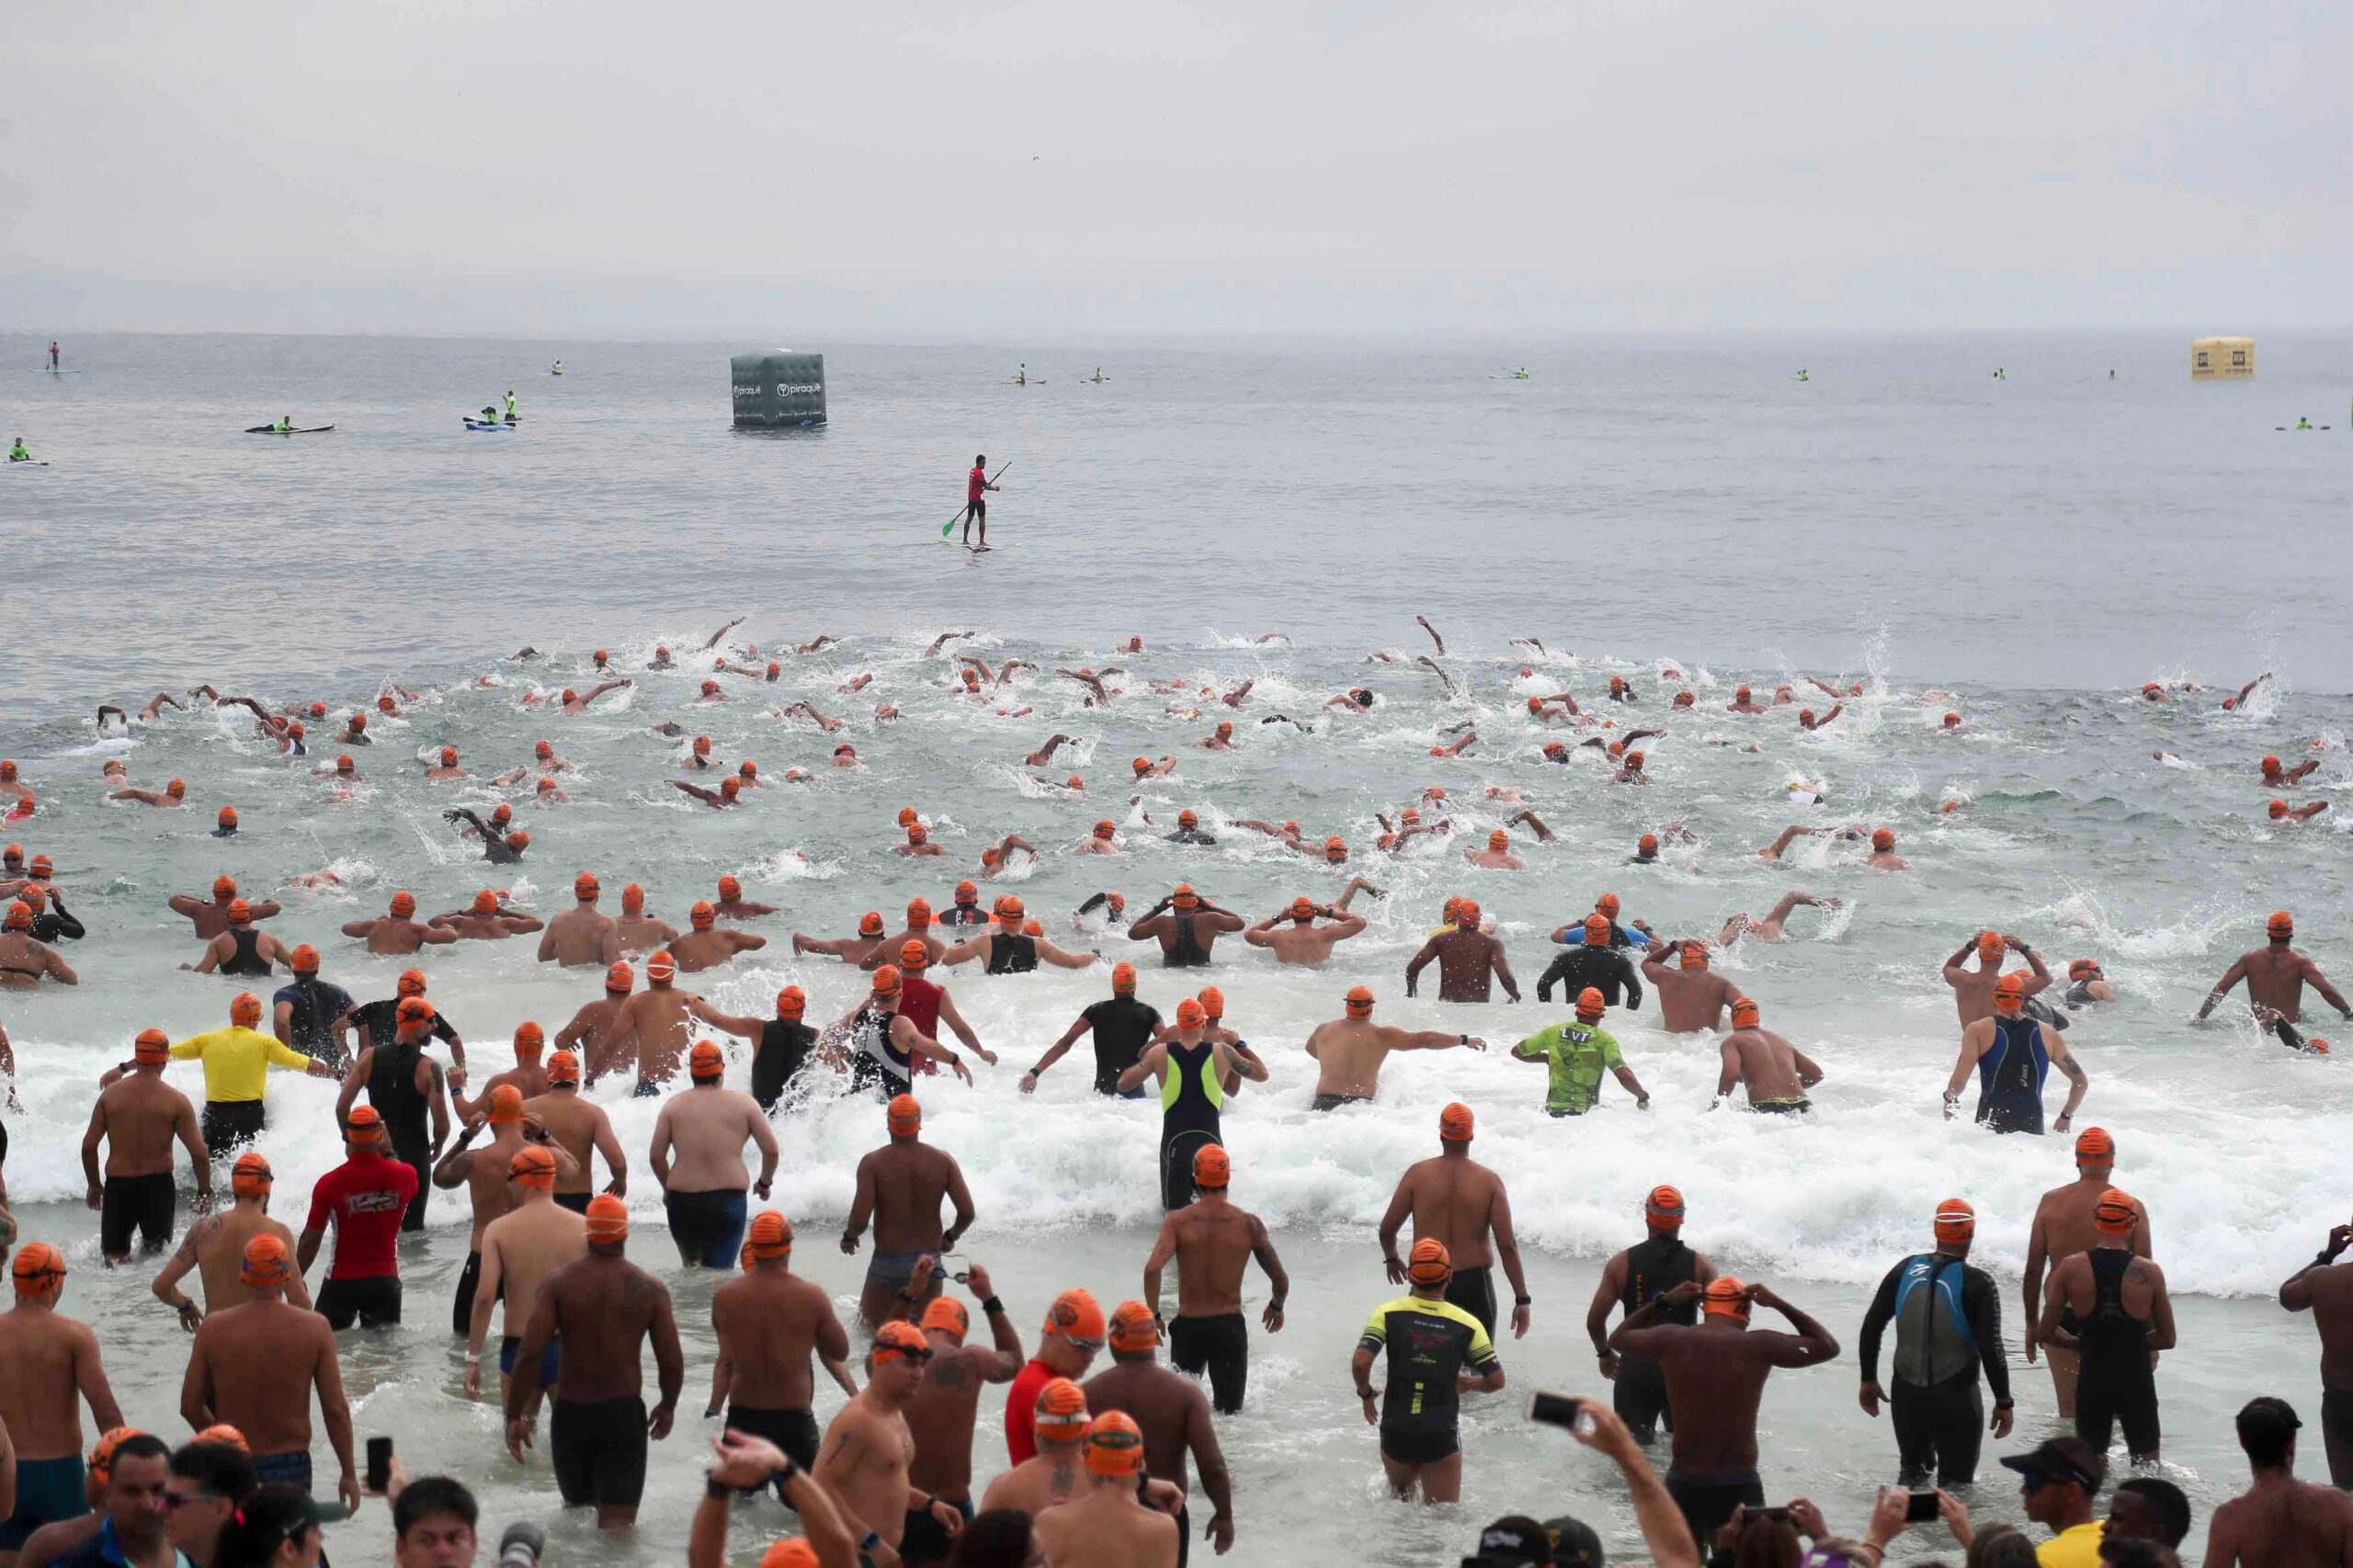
[
  {"xmin": 275, "ymin": 415, "xmax": 292, "ymax": 433},
  {"xmin": 7, "ymin": 437, "xmax": 28, "ymax": 463},
  {"xmin": 962, "ymin": 452, "xmax": 1000, "ymax": 547}
]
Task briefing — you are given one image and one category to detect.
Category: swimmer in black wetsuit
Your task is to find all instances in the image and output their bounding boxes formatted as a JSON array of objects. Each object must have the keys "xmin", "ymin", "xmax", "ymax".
[
  {"xmin": 1588, "ymin": 1186, "xmax": 1714, "ymax": 1444},
  {"xmin": 183, "ymin": 900, "xmax": 291, "ymax": 977},
  {"xmin": 1943, "ymin": 972, "xmax": 2086, "ymax": 1135},
  {"xmin": 690, "ymin": 985, "xmax": 817, "ymax": 1113},
  {"xmin": 443, "ymin": 808, "xmax": 529, "ymax": 864},
  {"xmin": 271, "ymin": 946, "xmax": 356, "ymax": 1073},
  {"xmin": 2040, "ymin": 1187, "xmax": 2174, "ymax": 1463},
  {"xmin": 1117, "ymin": 997, "xmax": 1265, "ymax": 1210},
  {"xmin": 14, "ymin": 884, "xmax": 83, "ymax": 944},
  {"xmin": 1128, "ymin": 886, "xmax": 1244, "ymax": 969},
  {"xmin": 1025, "ymin": 961, "xmax": 1162, "ymax": 1098},
  {"xmin": 1859, "ymin": 1199, "xmax": 2013, "ymax": 1487},
  {"xmin": 2063, "ymin": 960, "xmax": 2115, "ymax": 1009}
]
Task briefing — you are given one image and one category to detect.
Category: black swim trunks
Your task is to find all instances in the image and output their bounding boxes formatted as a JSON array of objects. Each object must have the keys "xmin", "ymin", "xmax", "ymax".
[
  {"xmin": 899, "ymin": 1494, "xmax": 972, "ymax": 1565},
  {"xmin": 1311, "ymin": 1093, "xmax": 1371, "ymax": 1112},
  {"xmin": 1444, "ymin": 1264, "xmax": 1497, "ymax": 1339},
  {"xmin": 551, "ymin": 1395, "xmax": 649, "ymax": 1509},
  {"xmin": 722, "ymin": 1405, "xmax": 819, "ymax": 1501},
  {"xmin": 315, "ymin": 1274, "xmax": 404, "ymax": 1329},
  {"xmin": 98, "ymin": 1172, "xmax": 176, "ymax": 1256},
  {"xmin": 1169, "ymin": 1312, "xmax": 1250, "ymax": 1415}
]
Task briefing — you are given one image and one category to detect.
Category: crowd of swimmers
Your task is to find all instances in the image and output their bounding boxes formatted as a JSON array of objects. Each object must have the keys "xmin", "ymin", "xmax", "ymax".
[{"xmin": 0, "ymin": 622, "xmax": 2345, "ymax": 1566}]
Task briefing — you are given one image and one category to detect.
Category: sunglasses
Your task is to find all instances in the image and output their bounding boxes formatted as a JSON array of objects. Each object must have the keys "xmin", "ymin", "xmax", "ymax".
[{"xmin": 1063, "ymin": 1336, "xmax": 1107, "ymax": 1354}]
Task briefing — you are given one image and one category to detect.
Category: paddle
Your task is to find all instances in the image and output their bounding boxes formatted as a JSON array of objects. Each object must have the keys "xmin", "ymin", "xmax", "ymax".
[{"xmin": 942, "ymin": 462, "xmax": 1011, "ymax": 538}]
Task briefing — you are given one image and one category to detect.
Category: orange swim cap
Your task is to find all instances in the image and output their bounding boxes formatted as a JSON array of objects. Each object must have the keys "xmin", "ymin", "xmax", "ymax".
[
  {"xmin": 1800, "ymin": 710, "xmax": 1815, "ymax": 725},
  {"xmin": 1197, "ymin": 984, "xmax": 1223, "ymax": 1018},
  {"xmin": 231, "ymin": 1153, "xmax": 273, "ymax": 1196},
  {"xmin": 620, "ymin": 881, "xmax": 646, "ymax": 912},
  {"xmin": 1992, "ymin": 973, "xmax": 2025, "ymax": 1011},
  {"xmin": 690, "ymin": 1040, "xmax": 724, "ymax": 1078},
  {"xmin": 1457, "ymin": 899, "xmax": 1482, "ymax": 927},
  {"xmin": 900, "ymin": 937, "xmax": 930, "ymax": 969},
  {"xmin": 585, "ymin": 1194, "xmax": 630, "ymax": 1242},
  {"xmin": 1173, "ymin": 883, "xmax": 1199, "ymax": 907},
  {"xmin": 2075, "ymin": 1127, "xmax": 2115, "ymax": 1164},
  {"xmin": 690, "ymin": 900, "xmax": 716, "ymax": 928},
  {"xmin": 906, "ymin": 823, "xmax": 928, "ymax": 845},
  {"xmin": 472, "ymin": 889, "xmax": 499, "ymax": 915},
  {"xmin": 1639, "ymin": 833, "xmax": 1659, "ymax": 855},
  {"xmin": 693, "ymin": 734, "xmax": 712, "ymax": 754},
  {"xmin": 871, "ymin": 964, "xmax": 903, "ymax": 996},
  {"xmin": 1193, "ymin": 1143, "xmax": 1231, "ymax": 1188},
  {"xmin": 1645, "ymin": 1185, "xmax": 1685, "ymax": 1220},
  {"xmin": 217, "ymin": 806, "xmax": 238, "ymax": 827},
  {"xmin": 1487, "ymin": 829, "xmax": 1508, "ymax": 850},
  {"xmin": 2094, "ymin": 1189, "xmax": 2139, "ymax": 1234},
  {"xmin": 396, "ymin": 996, "xmax": 435, "ymax": 1027},
  {"xmin": 1034, "ymin": 1378, "xmax": 1089, "ymax": 1437},
  {"xmin": 488, "ymin": 1085, "xmax": 525, "ymax": 1123},
  {"xmin": 1703, "ymin": 1277, "xmax": 1751, "ymax": 1318},
  {"xmin": 1290, "ymin": 895, "xmax": 1317, "ymax": 921},
  {"xmin": 1066, "ymin": 775, "xmax": 1083, "ymax": 789},
  {"xmin": 645, "ymin": 949, "xmax": 676, "ymax": 983},
  {"xmin": 1108, "ymin": 1301, "xmax": 1161, "ymax": 1353},
  {"xmin": 508, "ymin": 1145, "xmax": 558, "ymax": 1189},
  {"xmin": 1933, "ymin": 1199, "xmax": 1975, "ymax": 1244},
  {"xmin": 1084, "ymin": 1411, "xmax": 1149, "ymax": 1477},
  {"xmin": 1976, "ymin": 931, "xmax": 2004, "ymax": 960},
  {"xmin": 1730, "ymin": 996, "xmax": 1760, "ymax": 1028},
  {"xmin": 1736, "ymin": 686, "xmax": 1752, "ymax": 700},
  {"xmin": 1131, "ymin": 756, "xmax": 1151, "ymax": 775},
  {"xmin": 1439, "ymin": 1102, "xmax": 1474, "ymax": 1142},
  {"xmin": 2270, "ymin": 800, "xmax": 2290, "ymax": 819},
  {"xmin": 2068, "ymin": 958, "xmax": 2099, "ymax": 980},
  {"xmin": 227, "ymin": 897, "xmax": 253, "ymax": 924},
  {"xmin": 345, "ymin": 1104, "xmax": 386, "ymax": 1143},
  {"xmin": 397, "ymin": 968, "xmax": 426, "ymax": 995},
  {"xmin": 1094, "ymin": 819, "xmax": 1117, "ymax": 839},
  {"xmin": 89, "ymin": 1426, "xmax": 146, "ymax": 1482},
  {"xmin": 1345, "ymin": 984, "xmax": 1375, "ymax": 1017},
  {"xmin": 1175, "ymin": 997, "xmax": 1205, "ymax": 1028},
  {"xmin": 1407, "ymin": 1237, "xmax": 1452, "ymax": 1285},
  {"xmin": 335, "ymin": 755, "xmax": 354, "ymax": 773},
  {"xmin": 907, "ymin": 896, "xmax": 932, "ymax": 926},
  {"xmin": 238, "ymin": 1234, "xmax": 291, "ymax": 1288},
  {"xmin": 1324, "ymin": 835, "xmax": 1347, "ymax": 858},
  {"xmin": 994, "ymin": 894, "xmax": 1024, "ymax": 920},
  {"xmin": 5, "ymin": 901, "xmax": 29, "ymax": 930},
  {"xmin": 770, "ymin": 985, "xmax": 806, "ymax": 1019},
  {"xmin": 1576, "ymin": 986, "xmax": 1606, "ymax": 1019},
  {"xmin": 547, "ymin": 1051, "xmax": 581, "ymax": 1085},
  {"xmin": 758, "ymin": 1543, "xmax": 819, "ymax": 1568},
  {"xmin": 230, "ymin": 992, "xmax": 264, "ymax": 1026},
  {"xmin": 134, "ymin": 1028, "xmax": 170, "ymax": 1064},
  {"xmin": 213, "ymin": 874, "xmax": 236, "ymax": 897},
  {"xmin": 1871, "ymin": 828, "xmax": 1895, "ymax": 850},
  {"xmin": 11, "ymin": 1242, "xmax": 65, "ymax": 1295},
  {"xmin": 1044, "ymin": 1288, "xmax": 1107, "ymax": 1346},
  {"xmin": 438, "ymin": 747, "xmax": 457, "ymax": 767},
  {"xmin": 491, "ymin": 804, "xmax": 514, "ymax": 825},
  {"xmin": 1583, "ymin": 913, "xmax": 1611, "ymax": 944},
  {"xmin": 390, "ymin": 891, "xmax": 417, "ymax": 917},
  {"xmin": 605, "ymin": 961, "xmax": 632, "ymax": 994},
  {"xmin": 1678, "ymin": 941, "xmax": 1709, "ymax": 970},
  {"xmin": 1544, "ymin": 740, "xmax": 1568, "ymax": 757},
  {"xmin": 2270, "ymin": 910, "xmax": 2295, "ymax": 938},
  {"xmin": 536, "ymin": 777, "xmax": 559, "ymax": 794},
  {"xmin": 858, "ymin": 910, "xmax": 885, "ymax": 937},
  {"xmin": 921, "ymin": 1295, "xmax": 969, "ymax": 1339},
  {"xmin": 1021, "ymin": 918, "xmax": 1042, "ymax": 936},
  {"xmin": 1177, "ymin": 808, "xmax": 1199, "ymax": 828},
  {"xmin": 1626, "ymin": 750, "xmax": 1644, "ymax": 769},
  {"xmin": 574, "ymin": 871, "xmax": 600, "ymax": 898}
]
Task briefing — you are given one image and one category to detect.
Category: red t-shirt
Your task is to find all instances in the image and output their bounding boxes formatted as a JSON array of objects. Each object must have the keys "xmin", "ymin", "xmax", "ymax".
[
  {"xmin": 1004, "ymin": 1357, "xmax": 1054, "ymax": 1465},
  {"xmin": 305, "ymin": 1152, "xmax": 418, "ymax": 1279},
  {"xmin": 968, "ymin": 466, "xmax": 986, "ymax": 503},
  {"xmin": 899, "ymin": 974, "xmax": 941, "ymax": 1075}
]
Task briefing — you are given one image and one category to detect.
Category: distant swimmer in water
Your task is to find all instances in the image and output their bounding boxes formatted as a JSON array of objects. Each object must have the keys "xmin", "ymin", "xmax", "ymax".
[
  {"xmin": 1077, "ymin": 819, "xmax": 1122, "ymax": 857},
  {"xmin": 442, "ymin": 809, "xmax": 529, "ymax": 863},
  {"xmin": 1865, "ymin": 828, "xmax": 1909, "ymax": 869},
  {"xmin": 431, "ymin": 889, "xmax": 544, "ymax": 942},
  {"xmin": 979, "ymin": 835, "xmax": 1039, "ymax": 878},
  {"xmin": 1713, "ymin": 998, "xmax": 1822, "ymax": 1114},
  {"xmin": 1798, "ymin": 705, "xmax": 1842, "ymax": 731},
  {"xmin": 939, "ymin": 895, "xmax": 1097, "ymax": 972},
  {"xmin": 1128, "ymin": 884, "xmax": 1244, "ymax": 968},
  {"xmin": 1944, "ymin": 971, "xmax": 2086, "ymax": 1133},
  {"xmin": 2268, "ymin": 797, "xmax": 2330, "ymax": 826},
  {"xmin": 558, "ymin": 679, "xmax": 631, "ymax": 715},
  {"xmin": 1718, "ymin": 891, "xmax": 1838, "ymax": 946},
  {"xmin": 1305, "ymin": 986, "xmax": 1483, "ymax": 1108},
  {"xmin": 1326, "ymin": 687, "xmax": 1377, "ymax": 715},
  {"xmin": 183, "ymin": 899, "xmax": 295, "ymax": 976},
  {"xmin": 1196, "ymin": 722, "xmax": 1237, "ymax": 753},
  {"xmin": 1726, "ymin": 686, "xmax": 1768, "ymax": 715},
  {"xmin": 2063, "ymin": 960, "xmax": 2114, "ymax": 1009},
  {"xmin": 2262, "ymin": 753, "xmax": 2319, "ymax": 787},
  {"xmin": 1643, "ymin": 938, "xmax": 1743, "ymax": 1034},
  {"xmin": 111, "ymin": 776, "xmax": 189, "ymax": 808},
  {"xmin": 794, "ymin": 910, "xmax": 892, "ymax": 966},
  {"xmin": 1464, "ymin": 829, "xmax": 1524, "ymax": 869},
  {"xmin": 1405, "ymin": 900, "xmax": 1519, "ymax": 1003},
  {"xmin": 1612, "ymin": 749, "xmax": 1651, "ymax": 785},
  {"xmin": 962, "ymin": 453, "xmax": 1000, "ymax": 546},
  {"xmin": 2221, "ymin": 674, "xmax": 2269, "ymax": 711},
  {"xmin": 896, "ymin": 821, "xmax": 945, "ymax": 858},
  {"xmin": 2193, "ymin": 909, "xmax": 2351, "ymax": 1052}
]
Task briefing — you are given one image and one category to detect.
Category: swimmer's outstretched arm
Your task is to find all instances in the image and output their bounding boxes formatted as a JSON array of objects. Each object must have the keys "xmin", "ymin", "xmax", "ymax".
[
  {"xmin": 699, "ymin": 617, "xmax": 745, "ymax": 651},
  {"xmin": 1415, "ymin": 655, "xmax": 1458, "ymax": 698},
  {"xmin": 1415, "ymin": 615, "xmax": 1445, "ymax": 654},
  {"xmin": 1510, "ymin": 810, "xmax": 1556, "ymax": 843},
  {"xmin": 926, "ymin": 631, "xmax": 976, "ymax": 656}
]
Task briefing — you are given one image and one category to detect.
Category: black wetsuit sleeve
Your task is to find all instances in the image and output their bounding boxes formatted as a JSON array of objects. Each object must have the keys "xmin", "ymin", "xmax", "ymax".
[
  {"xmin": 1965, "ymin": 1266, "xmax": 2010, "ymax": 1403},
  {"xmin": 1859, "ymin": 1259, "xmax": 1905, "ymax": 1384},
  {"xmin": 1618, "ymin": 953, "xmax": 1642, "ymax": 1010},
  {"xmin": 434, "ymin": 1016, "xmax": 460, "ymax": 1045},
  {"xmin": 1535, "ymin": 950, "xmax": 1574, "ymax": 1004}
]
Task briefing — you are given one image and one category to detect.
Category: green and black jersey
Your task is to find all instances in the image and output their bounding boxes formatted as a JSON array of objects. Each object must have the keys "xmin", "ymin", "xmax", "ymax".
[{"xmin": 1358, "ymin": 1294, "xmax": 1498, "ymax": 1435}]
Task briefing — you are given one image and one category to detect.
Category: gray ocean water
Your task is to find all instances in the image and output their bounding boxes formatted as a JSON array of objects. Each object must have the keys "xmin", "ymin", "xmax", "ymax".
[{"xmin": 3, "ymin": 330, "xmax": 2352, "ymax": 1565}]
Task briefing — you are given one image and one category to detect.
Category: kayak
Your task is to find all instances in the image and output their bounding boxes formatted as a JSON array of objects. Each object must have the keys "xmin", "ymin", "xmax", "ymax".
[
  {"xmin": 244, "ymin": 425, "xmax": 335, "ymax": 434},
  {"xmin": 35, "ymin": 368, "xmax": 80, "ymax": 374},
  {"xmin": 462, "ymin": 420, "xmax": 513, "ymax": 431}
]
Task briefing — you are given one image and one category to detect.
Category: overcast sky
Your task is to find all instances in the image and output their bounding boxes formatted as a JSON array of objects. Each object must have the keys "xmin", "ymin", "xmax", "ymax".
[{"xmin": 6, "ymin": 1, "xmax": 2344, "ymax": 335}]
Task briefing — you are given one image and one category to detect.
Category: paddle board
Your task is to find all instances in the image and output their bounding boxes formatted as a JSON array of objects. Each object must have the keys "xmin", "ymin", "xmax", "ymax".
[{"xmin": 244, "ymin": 425, "xmax": 336, "ymax": 435}]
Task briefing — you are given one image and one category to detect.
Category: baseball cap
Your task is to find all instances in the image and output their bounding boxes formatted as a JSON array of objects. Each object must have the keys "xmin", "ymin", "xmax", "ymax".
[
  {"xmin": 1999, "ymin": 1435, "xmax": 2108, "ymax": 1494},
  {"xmin": 1461, "ymin": 1516, "xmax": 1555, "ymax": 1566}
]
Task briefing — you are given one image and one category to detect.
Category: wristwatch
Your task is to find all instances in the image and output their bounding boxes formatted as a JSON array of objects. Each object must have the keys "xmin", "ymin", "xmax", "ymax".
[{"xmin": 860, "ymin": 1529, "xmax": 882, "ymax": 1552}]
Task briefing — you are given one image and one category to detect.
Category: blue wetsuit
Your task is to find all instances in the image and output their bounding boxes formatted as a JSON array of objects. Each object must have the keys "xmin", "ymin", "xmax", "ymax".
[{"xmin": 1973, "ymin": 1017, "xmax": 2047, "ymax": 1134}]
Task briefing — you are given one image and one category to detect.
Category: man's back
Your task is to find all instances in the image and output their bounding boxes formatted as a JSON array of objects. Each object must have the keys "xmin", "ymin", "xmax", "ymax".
[
  {"xmin": 198, "ymin": 1300, "xmax": 327, "ymax": 1452},
  {"xmin": 97, "ymin": 1075, "xmax": 192, "ymax": 1173},
  {"xmin": 2209, "ymin": 1476, "xmax": 2353, "ymax": 1567},
  {"xmin": 548, "ymin": 1256, "xmax": 665, "ymax": 1401},
  {"xmin": 660, "ymin": 1090, "xmax": 761, "ymax": 1187},
  {"xmin": 712, "ymin": 1269, "xmax": 833, "ymax": 1408},
  {"xmin": 1170, "ymin": 1199, "xmax": 1258, "ymax": 1312},
  {"xmin": 542, "ymin": 908, "xmax": 617, "ymax": 967},
  {"xmin": 188, "ymin": 1208, "xmax": 303, "ymax": 1310},
  {"xmin": 865, "ymin": 1144, "xmax": 955, "ymax": 1251},
  {"xmin": 2245, "ymin": 947, "xmax": 2315, "ymax": 1017},
  {"xmin": 1402, "ymin": 1157, "xmax": 1499, "ymax": 1269},
  {"xmin": 0, "ymin": 1309, "xmax": 85, "ymax": 1456},
  {"xmin": 1083, "ymin": 1361, "xmax": 1209, "ymax": 1493},
  {"xmin": 1645, "ymin": 1326, "xmax": 1794, "ymax": 1471},
  {"xmin": 485, "ymin": 1202, "xmax": 587, "ymax": 1339},
  {"xmin": 526, "ymin": 1091, "xmax": 611, "ymax": 1193}
]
